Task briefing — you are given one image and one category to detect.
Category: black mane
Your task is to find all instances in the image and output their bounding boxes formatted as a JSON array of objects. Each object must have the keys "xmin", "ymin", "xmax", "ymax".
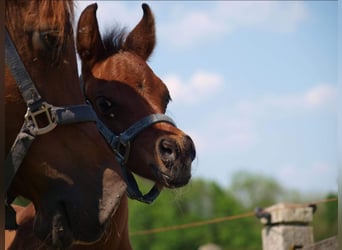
[{"xmin": 102, "ymin": 26, "xmax": 127, "ymax": 58}]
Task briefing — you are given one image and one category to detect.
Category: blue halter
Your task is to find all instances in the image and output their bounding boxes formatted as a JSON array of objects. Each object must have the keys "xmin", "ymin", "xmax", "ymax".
[
  {"xmin": 96, "ymin": 113, "xmax": 175, "ymax": 204},
  {"xmin": 5, "ymin": 29, "xmax": 98, "ymax": 229}
]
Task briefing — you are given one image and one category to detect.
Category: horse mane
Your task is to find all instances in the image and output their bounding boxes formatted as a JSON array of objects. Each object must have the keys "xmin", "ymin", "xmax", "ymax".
[
  {"xmin": 29, "ymin": 0, "xmax": 74, "ymax": 31},
  {"xmin": 102, "ymin": 27, "xmax": 128, "ymax": 59},
  {"xmin": 6, "ymin": 0, "xmax": 74, "ymax": 43}
]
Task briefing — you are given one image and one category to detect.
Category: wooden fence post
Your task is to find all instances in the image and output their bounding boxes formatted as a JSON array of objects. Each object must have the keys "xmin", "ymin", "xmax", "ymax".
[{"xmin": 256, "ymin": 203, "xmax": 315, "ymax": 250}]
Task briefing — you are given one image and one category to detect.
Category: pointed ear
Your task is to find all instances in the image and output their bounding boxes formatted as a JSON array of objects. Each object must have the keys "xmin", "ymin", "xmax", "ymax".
[
  {"xmin": 76, "ymin": 3, "xmax": 105, "ymax": 70},
  {"xmin": 123, "ymin": 3, "xmax": 156, "ymax": 61}
]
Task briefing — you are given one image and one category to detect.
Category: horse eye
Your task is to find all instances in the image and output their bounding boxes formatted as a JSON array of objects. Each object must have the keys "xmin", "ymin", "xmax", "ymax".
[
  {"xmin": 96, "ymin": 96, "xmax": 114, "ymax": 115},
  {"xmin": 40, "ymin": 30, "xmax": 59, "ymax": 49}
]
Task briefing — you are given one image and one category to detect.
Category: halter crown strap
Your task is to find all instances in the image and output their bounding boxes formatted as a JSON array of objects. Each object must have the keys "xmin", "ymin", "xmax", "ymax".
[
  {"xmin": 5, "ymin": 29, "xmax": 42, "ymax": 199},
  {"xmin": 5, "ymin": 28, "xmax": 43, "ymax": 111}
]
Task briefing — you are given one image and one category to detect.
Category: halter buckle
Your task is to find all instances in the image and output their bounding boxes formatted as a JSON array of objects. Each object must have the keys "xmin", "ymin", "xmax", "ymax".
[
  {"xmin": 114, "ymin": 138, "xmax": 131, "ymax": 165},
  {"xmin": 25, "ymin": 102, "xmax": 57, "ymax": 135}
]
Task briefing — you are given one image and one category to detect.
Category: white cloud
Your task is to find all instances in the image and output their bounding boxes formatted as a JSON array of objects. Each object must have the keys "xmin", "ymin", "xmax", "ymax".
[
  {"xmin": 75, "ymin": 2, "xmax": 309, "ymax": 48},
  {"xmin": 236, "ymin": 84, "xmax": 337, "ymax": 117},
  {"xmin": 75, "ymin": 1, "xmax": 142, "ymax": 32},
  {"xmin": 159, "ymin": 2, "xmax": 309, "ymax": 48},
  {"xmin": 275, "ymin": 162, "xmax": 337, "ymax": 192},
  {"xmin": 218, "ymin": 118, "xmax": 258, "ymax": 151},
  {"xmin": 191, "ymin": 83, "xmax": 336, "ymax": 155},
  {"xmin": 304, "ymin": 85, "xmax": 337, "ymax": 108},
  {"xmin": 164, "ymin": 71, "xmax": 224, "ymax": 104},
  {"xmin": 204, "ymin": 118, "xmax": 257, "ymax": 153},
  {"xmin": 160, "ymin": 9, "xmax": 226, "ymax": 48}
]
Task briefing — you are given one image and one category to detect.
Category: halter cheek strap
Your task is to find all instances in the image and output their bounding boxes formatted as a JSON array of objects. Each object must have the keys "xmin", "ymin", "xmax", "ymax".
[{"xmin": 5, "ymin": 29, "xmax": 98, "ymax": 229}]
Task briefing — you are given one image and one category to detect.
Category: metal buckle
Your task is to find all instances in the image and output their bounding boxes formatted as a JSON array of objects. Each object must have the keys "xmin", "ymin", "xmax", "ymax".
[
  {"xmin": 25, "ymin": 102, "xmax": 57, "ymax": 135},
  {"xmin": 114, "ymin": 139, "xmax": 131, "ymax": 165}
]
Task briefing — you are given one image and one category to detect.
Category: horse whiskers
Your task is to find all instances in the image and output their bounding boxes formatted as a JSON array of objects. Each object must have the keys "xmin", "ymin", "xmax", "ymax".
[{"xmin": 169, "ymin": 186, "xmax": 192, "ymax": 215}]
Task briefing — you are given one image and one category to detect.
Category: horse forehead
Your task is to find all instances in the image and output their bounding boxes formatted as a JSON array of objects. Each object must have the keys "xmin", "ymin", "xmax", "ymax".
[{"xmin": 92, "ymin": 52, "xmax": 153, "ymax": 82}]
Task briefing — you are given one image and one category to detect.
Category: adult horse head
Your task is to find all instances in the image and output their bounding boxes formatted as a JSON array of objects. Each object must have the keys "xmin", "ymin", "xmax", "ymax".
[
  {"xmin": 77, "ymin": 3, "xmax": 196, "ymax": 202},
  {"xmin": 5, "ymin": 0, "xmax": 126, "ymax": 247}
]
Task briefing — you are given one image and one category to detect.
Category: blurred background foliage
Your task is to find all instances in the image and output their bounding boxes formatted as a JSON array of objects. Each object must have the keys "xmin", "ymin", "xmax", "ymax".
[{"xmin": 128, "ymin": 171, "xmax": 337, "ymax": 250}]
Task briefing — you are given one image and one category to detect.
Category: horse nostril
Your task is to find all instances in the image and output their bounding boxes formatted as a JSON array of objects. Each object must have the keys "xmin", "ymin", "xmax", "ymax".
[
  {"xmin": 158, "ymin": 138, "xmax": 178, "ymax": 168},
  {"xmin": 160, "ymin": 139, "xmax": 173, "ymax": 155},
  {"xmin": 184, "ymin": 135, "xmax": 196, "ymax": 161}
]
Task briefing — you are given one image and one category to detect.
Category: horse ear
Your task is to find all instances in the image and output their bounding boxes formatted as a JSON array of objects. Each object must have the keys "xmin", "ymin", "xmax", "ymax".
[
  {"xmin": 123, "ymin": 3, "xmax": 156, "ymax": 61},
  {"xmin": 76, "ymin": 3, "xmax": 105, "ymax": 71}
]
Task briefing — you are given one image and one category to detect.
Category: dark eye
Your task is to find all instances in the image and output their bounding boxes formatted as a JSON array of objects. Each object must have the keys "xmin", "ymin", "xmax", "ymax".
[
  {"xmin": 40, "ymin": 30, "xmax": 59, "ymax": 49},
  {"xmin": 96, "ymin": 96, "xmax": 114, "ymax": 115},
  {"xmin": 31, "ymin": 29, "xmax": 61, "ymax": 63}
]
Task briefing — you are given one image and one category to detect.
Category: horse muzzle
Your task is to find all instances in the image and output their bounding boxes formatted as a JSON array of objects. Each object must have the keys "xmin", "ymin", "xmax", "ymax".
[{"xmin": 154, "ymin": 134, "xmax": 196, "ymax": 188}]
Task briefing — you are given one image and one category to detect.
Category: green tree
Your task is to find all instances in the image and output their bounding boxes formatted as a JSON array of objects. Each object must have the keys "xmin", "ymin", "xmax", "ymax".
[
  {"xmin": 129, "ymin": 178, "xmax": 261, "ymax": 250},
  {"xmin": 229, "ymin": 170, "xmax": 302, "ymax": 209},
  {"xmin": 128, "ymin": 172, "xmax": 336, "ymax": 250},
  {"xmin": 311, "ymin": 193, "xmax": 338, "ymax": 241}
]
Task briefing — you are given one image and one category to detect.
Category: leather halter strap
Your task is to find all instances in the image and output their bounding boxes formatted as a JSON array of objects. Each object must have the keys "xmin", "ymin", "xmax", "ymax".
[
  {"xmin": 97, "ymin": 114, "xmax": 176, "ymax": 204},
  {"xmin": 5, "ymin": 29, "xmax": 98, "ymax": 229}
]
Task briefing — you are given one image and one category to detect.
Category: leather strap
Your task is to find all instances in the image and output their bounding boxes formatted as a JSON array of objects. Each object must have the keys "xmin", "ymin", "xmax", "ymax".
[
  {"xmin": 5, "ymin": 29, "xmax": 98, "ymax": 229},
  {"xmin": 5, "ymin": 28, "xmax": 43, "ymax": 111},
  {"xmin": 97, "ymin": 114, "xmax": 175, "ymax": 204}
]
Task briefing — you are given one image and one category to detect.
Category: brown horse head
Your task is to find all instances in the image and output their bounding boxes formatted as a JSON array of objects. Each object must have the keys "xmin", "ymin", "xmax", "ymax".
[
  {"xmin": 5, "ymin": 0, "xmax": 126, "ymax": 247},
  {"xmin": 77, "ymin": 3, "xmax": 196, "ymax": 193}
]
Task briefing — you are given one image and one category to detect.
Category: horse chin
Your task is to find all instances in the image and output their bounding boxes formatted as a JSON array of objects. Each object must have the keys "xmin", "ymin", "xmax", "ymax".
[
  {"xmin": 34, "ymin": 206, "xmax": 74, "ymax": 249},
  {"xmin": 150, "ymin": 164, "xmax": 191, "ymax": 188},
  {"xmin": 33, "ymin": 203, "xmax": 105, "ymax": 248}
]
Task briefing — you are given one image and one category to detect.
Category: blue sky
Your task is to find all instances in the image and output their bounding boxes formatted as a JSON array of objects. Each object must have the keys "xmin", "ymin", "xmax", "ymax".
[{"xmin": 75, "ymin": 1, "xmax": 338, "ymax": 194}]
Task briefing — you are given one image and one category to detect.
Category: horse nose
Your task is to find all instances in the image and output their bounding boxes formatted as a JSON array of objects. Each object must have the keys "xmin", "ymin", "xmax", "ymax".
[
  {"xmin": 158, "ymin": 138, "xmax": 179, "ymax": 168},
  {"xmin": 158, "ymin": 135, "xmax": 196, "ymax": 169},
  {"xmin": 183, "ymin": 135, "xmax": 196, "ymax": 161}
]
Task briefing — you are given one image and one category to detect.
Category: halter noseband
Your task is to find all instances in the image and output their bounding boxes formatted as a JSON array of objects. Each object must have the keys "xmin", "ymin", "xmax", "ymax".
[
  {"xmin": 96, "ymin": 113, "xmax": 176, "ymax": 204},
  {"xmin": 5, "ymin": 29, "xmax": 98, "ymax": 229}
]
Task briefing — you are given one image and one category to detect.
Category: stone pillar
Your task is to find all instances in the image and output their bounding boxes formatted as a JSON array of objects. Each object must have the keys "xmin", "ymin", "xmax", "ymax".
[{"xmin": 256, "ymin": 203, "xmax": 315, "ymax": 250}]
